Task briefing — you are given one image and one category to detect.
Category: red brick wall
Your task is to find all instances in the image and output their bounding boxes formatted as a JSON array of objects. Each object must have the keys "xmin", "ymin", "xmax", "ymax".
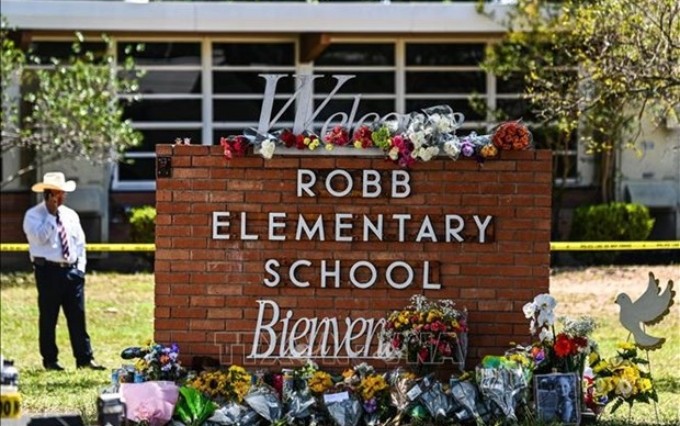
[{"xmin": 154, "ymin": 145, "xmax": 552, "ymax": 371}]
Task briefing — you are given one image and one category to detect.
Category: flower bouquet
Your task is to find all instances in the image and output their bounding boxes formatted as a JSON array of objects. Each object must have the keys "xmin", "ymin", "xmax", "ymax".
[
  {"xmin": 381, "ymin": 294, "xmax": 468, "ymax": 371},
  {"xmin": 219, "ymin": 135, "xmax": 249, "ymax": 159},
  {"xmin": 475, "ymin": 355, "xmax": 530, "ymax": 422},
  {"xmin": 341, "ymin": 363, "xmax": 391, "ymax": 425},
  {"xmin": 133, "ymin": 340, "xmax": 184, "ymax": 382},
  {"xmin": 491, "ymin": 120, "xmax": 533, "ymax": 151},
  {"xmin": 324, "ymin": 125, "xmax": 350, "ymax": 148},
  {"xmin": 589, "ymin": 342, "xmax": 658, "ymax": 414},
  {"xmin": 188, "ymin": 365, "xmax": 251, "ymax": 404},
  {"xmin": 522, "ymin": 293, "xmax": 598, "ymax": 375}
]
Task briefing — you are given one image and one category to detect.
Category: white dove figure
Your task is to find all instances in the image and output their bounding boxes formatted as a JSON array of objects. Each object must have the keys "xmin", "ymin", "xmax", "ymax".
[{"xmin": 615, "ymin": 272, "xmax": 676, "ymax": 350}]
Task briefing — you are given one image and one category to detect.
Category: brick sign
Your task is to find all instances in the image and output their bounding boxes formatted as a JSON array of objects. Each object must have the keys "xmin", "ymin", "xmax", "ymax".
[{"xmin": 154, "ymin": 147, "xmax": 552, "ymax": 370}]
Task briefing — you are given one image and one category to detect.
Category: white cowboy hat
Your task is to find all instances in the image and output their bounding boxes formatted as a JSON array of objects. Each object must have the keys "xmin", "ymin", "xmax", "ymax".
[{"xmin": 31, "ymin": 172, "xmax": 77, "ymax": 192}]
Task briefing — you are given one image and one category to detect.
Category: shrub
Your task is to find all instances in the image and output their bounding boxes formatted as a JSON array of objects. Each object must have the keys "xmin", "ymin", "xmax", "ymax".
[
  {"xmin": 569, "ymin": 202, "xmax": 655, "ymax": 264},
  {"xmin": 128, "ymin": 205, "xmax": 156, "ymax": 270},
  {"xmin": 128, "ymin": 205, "xmax": 157, "ymax": 243}
]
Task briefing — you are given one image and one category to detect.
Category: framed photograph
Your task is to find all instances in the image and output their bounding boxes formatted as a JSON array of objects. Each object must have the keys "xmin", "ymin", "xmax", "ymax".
[{"xmin": 534, "ymin": 372, "xmax": 581, "ymax": 425}]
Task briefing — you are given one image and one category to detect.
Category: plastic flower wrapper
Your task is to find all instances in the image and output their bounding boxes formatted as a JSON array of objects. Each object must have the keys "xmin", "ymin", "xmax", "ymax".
[
  {"xmin": 206, "ymin": 401, "xmax": 245, "ymax": 425},
  {"xmin": 405, "ymin": 112, "xmax": 433, "ymax": 150},
  {"xmin": 418, "ymin": 380, "xmax": 453, "ymax": 421},
  {"xmin": 423, "ymin": 105, "xmax": 464, "ymax": 135},
  {"xmin": 449, "ymin": 377, "xmax": 490, "ymax": 426},
  {"xmin": 441, "ymin": 134, "xmax": 462, "ymax": 160},
  {"xmin": 282, "ymin": 365, "xmax": 317, "ymax": 422},
  {"xmin": 284, "ymin": 388, "xmax": 316, "ymax": 421},
  {"xmin": 492, "ymin": 120, "xmax": 533, "ymax": 151},
  {"xmin": 243, "ymin": 383, "xmax": 283, "ymax": 423},
  {"xmin": 475, "ymin": 356, "xmax": 528, "ymax": 422},
  {"xmin": 241, "ymin": 127, "xmax": 277, "ymax": 160},
  {"xmin": 121, "ymin": 381, "xmax": 179, "ymax": 426},
  {"xmin": 384, "ymin": 368, "xmax": 417, "ymax": 425},
  {"xmin": 323, "ymin": 390, "xmax": 363, "ymax": 426}
]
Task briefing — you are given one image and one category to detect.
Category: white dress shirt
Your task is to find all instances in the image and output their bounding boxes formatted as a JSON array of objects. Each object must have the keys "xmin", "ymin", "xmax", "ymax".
[{"xmin": 23, "ymin": 202, "xmax": 87, "ymax": 272}]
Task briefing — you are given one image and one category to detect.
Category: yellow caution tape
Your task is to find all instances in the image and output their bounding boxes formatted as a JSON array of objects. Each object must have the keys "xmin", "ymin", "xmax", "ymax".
[
  {"xmin": 0, "ymin": 243, "xmax": 155, "ymax": 252},
  {"xmin": 1, "ymin": 241, "xmax": 678, "ymax": 252},
  {"xmin": 550, "ymin": 241, "xmax": 680, "ymax": 251}
]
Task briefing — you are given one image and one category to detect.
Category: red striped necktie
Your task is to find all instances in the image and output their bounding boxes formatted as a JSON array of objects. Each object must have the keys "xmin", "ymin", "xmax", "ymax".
[{"xmin": 56, "ymin": 211, "xmax": 71, "ymax": 260}]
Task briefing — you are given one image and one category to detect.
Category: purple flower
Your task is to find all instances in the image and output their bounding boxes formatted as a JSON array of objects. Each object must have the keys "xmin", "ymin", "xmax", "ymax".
[
  {"xmin": 363, "ymin": 398, "xmax": 378, "ymax": 414},
  {"xmin": 461, "ymin": 140, "xmax": 475, "ymax": 157}
]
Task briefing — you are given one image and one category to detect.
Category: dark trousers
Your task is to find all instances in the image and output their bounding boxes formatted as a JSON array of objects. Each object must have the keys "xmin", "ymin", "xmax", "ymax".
[{"xmin": 34, "ymin": 264, "xmax": 93, "ymax": 366}]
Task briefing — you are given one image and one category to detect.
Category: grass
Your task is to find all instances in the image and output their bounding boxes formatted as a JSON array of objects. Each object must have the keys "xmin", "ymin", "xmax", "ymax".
[
  {"xmin": 0, "ymin": 271, "xmax": 154, "ymax": 423},
  {"xmin": 1, "ymin": 267, "xmax": 678, "ymax": 425}
]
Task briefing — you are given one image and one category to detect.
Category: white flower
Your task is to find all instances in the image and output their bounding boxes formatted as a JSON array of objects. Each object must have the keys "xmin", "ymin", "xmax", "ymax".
[
  {"xmin": 443, "ymin": 138, "xmax": 461, "ymax": 159},
  {"xmin": 408, "ymin": 130, "xmax": 427, "ymax": 149},
  {"xmin": 417, "ymin": 146, "xmax": 439, "ymax": 162},
  {"xmin": 533, "ymin": 294, "xmax": 557, "ymax": 312},
  {"xmin": 529, "ymin": 318, "xmax": 537, "ymax": 335},
  {"xmin": 538, "ymin": 328, "xmax": 554, "ymax": 343},
  {"xmin": 522, "ymin": 302, "xmax": 536, "ymax": 319},
  {"xmin": 259, "ymin": 139, "xmax": 276, "ymax": 159},
  {"xmin": 536, "ymin": 310, "xmax": 555, "ymax": 328},
  {"xmin": 388, "ymin": 147, "xmax": 399, "ymax": 161}
]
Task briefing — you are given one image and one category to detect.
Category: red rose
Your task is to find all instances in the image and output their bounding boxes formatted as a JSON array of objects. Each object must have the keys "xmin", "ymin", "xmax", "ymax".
[
  {"xmin": 572, "ymin": 336, "xmax": 588, "ymax": 354},
  {"xmin": 295, "ymin": 134, "xmax": 306, "ymax": 150},
  {"xmin": 554, "ymin": 334, "xmax": 573, "ymax": 358},
  {"xmin": 280, "ymin": 130, "xmax": 296, "ymax": 148}
]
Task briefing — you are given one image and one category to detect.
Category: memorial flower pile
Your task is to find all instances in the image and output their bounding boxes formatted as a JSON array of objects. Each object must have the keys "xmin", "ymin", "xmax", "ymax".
[
  {"xmin": 218, "ymin": 104, "xmax": 532, "ymax": 167},
  {"xmin": 382, "ymin": 294, "xmax": 468, "ymax": 368},
  {"xmin": 589, "ymin": 342, "xmax": 658, "ymax": 413},
  {"xmin": 522, "ymin": 293, "xmax": 598, "ymax": 375}
]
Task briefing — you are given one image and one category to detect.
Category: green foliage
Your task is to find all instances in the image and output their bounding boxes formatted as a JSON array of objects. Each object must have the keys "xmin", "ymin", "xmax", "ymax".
[
  {"xmin": 174, "ymin": 386, "xmax": 216, "ymax": 426},
  {"xmin": 128, "ymin": 205, "xmax": 156, "ymax": 243},
  {"xmin": 1, "ymin": 17, "xmax": 144, "ymax": 187},
  {"xmin": 569, "ymin": 202, "xmax": 655, "ymax": 264},
  {"xmin": 0, "ymin": 17, "xmax": 25, "ymax": 145},
  {"xmin": 478, "ymin": 0, "xmax": 680, "ymax": 201}
]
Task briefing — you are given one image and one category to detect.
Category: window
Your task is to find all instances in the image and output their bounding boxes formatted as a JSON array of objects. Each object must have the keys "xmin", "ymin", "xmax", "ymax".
[
  {"xmin": 312, "ymin": 43, "xmax": 396, "ymax": 132},
  {"xmin": 211, "ymin": 41, "xmax": 297, "ymax": 145},
  {"xmin": 113, "ymin": 41, "xmax": 203, "ymax": 190},
  {"xmin": 405, "ymin": 42, "xmax": 487, "ymax": 134}
]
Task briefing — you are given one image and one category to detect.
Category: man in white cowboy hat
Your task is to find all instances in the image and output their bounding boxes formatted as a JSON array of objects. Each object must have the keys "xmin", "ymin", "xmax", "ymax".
[{"xmin": 23, "ymin": 172, "xmax": 105, "ymax": 371}]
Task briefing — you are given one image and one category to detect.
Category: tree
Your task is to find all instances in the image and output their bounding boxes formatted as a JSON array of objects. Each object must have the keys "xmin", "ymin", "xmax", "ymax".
[
  {"xmin": 0, "ymin": 18, "xmax": 143, "ymax": 187},
  {"xmin": 478, "ymin": 0, "xmax": 679, "ymax": 202}
]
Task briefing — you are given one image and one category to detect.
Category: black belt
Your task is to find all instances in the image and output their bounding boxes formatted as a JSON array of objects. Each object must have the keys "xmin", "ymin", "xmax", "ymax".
[{"xmin": 33, "ymin": 257, "xmax": 75, "ymax": 268}]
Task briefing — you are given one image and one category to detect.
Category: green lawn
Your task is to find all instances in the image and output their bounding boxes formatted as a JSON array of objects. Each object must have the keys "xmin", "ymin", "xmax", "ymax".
[{"xmin": 1, "ymin": 268, "xmax": 678, "ymax": 425}]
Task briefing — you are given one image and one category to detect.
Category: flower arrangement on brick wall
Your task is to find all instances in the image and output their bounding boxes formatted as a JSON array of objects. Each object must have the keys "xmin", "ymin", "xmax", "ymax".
[{"xmin": 216, "ymin": 105, "xmax": 533, "ymax": 167}]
